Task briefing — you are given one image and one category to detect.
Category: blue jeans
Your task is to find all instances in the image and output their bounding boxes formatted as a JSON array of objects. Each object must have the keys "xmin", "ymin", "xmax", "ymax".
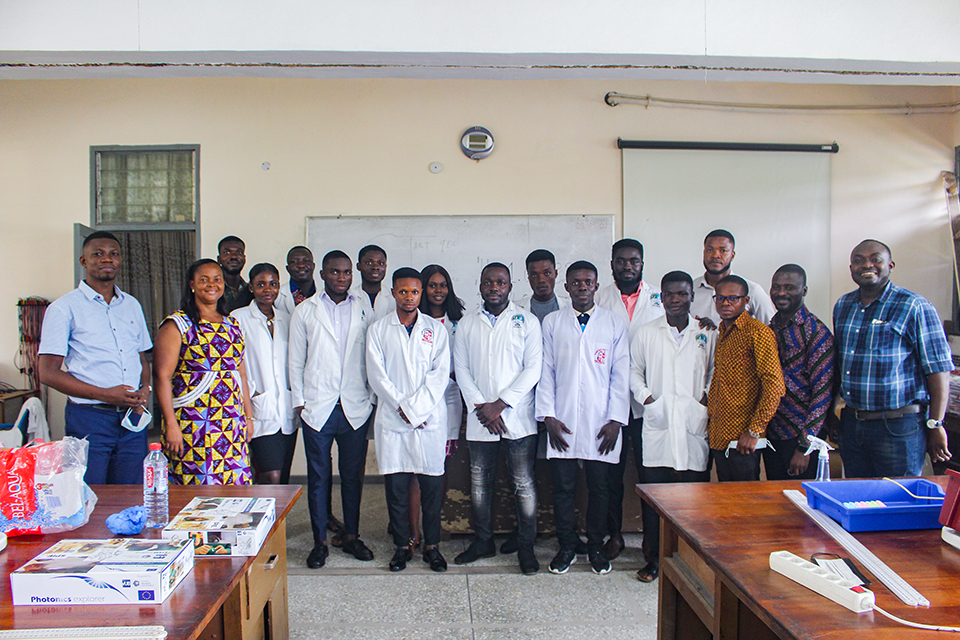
[
  {"xmin": 64, "ymin": 402, "xmax": 148, "ymax": 485},
  {"xmin": 839, "ymin": 407, "xmax": 926, "ymax": 478},
  {"xmin": 468, "ymin": 434, "xmax": 538, "ymax": 548},
  {"xmin": 302, "ymin": 404, "xmax": 369, "ymax": 545}
]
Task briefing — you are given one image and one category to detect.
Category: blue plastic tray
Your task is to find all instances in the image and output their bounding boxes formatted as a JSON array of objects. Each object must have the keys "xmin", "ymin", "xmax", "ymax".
[{"xmin": 802, "ymin": 478, "xmax": 945, "ymax": 532}]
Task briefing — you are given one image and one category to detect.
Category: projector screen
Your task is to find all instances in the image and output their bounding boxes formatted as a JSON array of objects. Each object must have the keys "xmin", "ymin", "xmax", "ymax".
[{"xmin": 622, "ymin": 147, "xmax": 832, "ymax": 320}]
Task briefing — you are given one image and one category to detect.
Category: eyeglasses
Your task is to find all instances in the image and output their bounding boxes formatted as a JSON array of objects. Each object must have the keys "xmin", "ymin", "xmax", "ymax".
[{"xmin": 713, "ymin": 295, "xmax": 745, "ymax": 304}]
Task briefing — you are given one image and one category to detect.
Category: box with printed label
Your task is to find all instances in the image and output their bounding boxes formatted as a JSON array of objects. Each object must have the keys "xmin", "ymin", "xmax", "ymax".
[
  {"xmin": 10, "ymin": 538, "xmax": 194, "ymax": 606},
  {"xmin": 162, "ymin": 497, "xmax": 276, "ymax": 557}
]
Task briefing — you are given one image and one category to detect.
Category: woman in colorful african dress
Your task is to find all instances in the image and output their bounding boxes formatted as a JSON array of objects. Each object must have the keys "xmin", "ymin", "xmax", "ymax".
[{"xmin": 154, "ymin": 258, "xmax": 253, "ymax": 485}]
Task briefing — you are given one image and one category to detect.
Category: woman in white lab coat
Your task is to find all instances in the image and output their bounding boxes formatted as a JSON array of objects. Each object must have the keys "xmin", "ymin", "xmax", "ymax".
[{"xmin": 233, "ymin": 263, "xmax": 297, "ymax": 484}]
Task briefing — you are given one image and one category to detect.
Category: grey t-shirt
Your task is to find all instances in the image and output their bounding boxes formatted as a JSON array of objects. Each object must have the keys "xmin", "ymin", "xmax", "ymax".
[{"xmin": 529, "ymin": 296, "xmax": 560, "ymax": 324}]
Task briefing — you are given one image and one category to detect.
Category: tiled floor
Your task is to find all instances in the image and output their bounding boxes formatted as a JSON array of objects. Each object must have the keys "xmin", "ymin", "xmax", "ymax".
[{"xmin": 285, "ymin": 485, "xmax": 659, "ymax": 640}]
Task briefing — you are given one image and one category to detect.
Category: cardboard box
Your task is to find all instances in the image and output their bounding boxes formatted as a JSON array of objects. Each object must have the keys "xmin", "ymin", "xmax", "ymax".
[
  {"xmin": 162, "ymin": 497, "xmax": 276, "ymax": 557},
  {"xmin": 10, "ymin": 538, "xmax": 194, "ymax": 606}
]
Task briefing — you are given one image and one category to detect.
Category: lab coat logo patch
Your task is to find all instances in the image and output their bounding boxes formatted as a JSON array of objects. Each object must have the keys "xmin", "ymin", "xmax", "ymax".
[
  {"xmin": 422, "ymin": 328, "xmax": 434, "ymax": 344},
  {"xmin": 696, "ymin": 333, "xmax": 707, "ymax": 350},
  {"xmin": 594, "ymin": 349, "xmax": 606, "ymax": 364},
  {"xmin": 511, "ymin": 314, "xmax": 524, "ymax": 329},
  {"xmin": 651, "ymin": 293, "xmax": 661, "ymax": 307}
]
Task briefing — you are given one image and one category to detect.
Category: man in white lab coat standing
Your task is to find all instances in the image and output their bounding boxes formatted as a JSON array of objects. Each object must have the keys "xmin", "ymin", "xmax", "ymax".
[
  {"xmin": 352, "ymin": 244, "xmax": 396, "ymax": 321},
  {"xmin": 366, "ymin": 267, "xmax": 451, "ymax": 573},
  {"xmin": 630, "ymin": 270, "xmax": 715, "ymax": 583},
  {"xmin": 289, "ymin": 250, "xmax": 376, "ymax": 570},
  {"xmin": 277, "ymin": 246, "xmax": 318, "ymax": 317},
  {"xmin": 689, "ymin": 229, "xmax": 776, "ymax": 326},
  {"xmin": 538, "ymin": 260, "xmax": 631, "ymax": 576},
  {"xmin": 516, "ymin": 249, "xmax": 570, "ymax": 323},
  {"xmin": 453, "ymin": 263, "xmax": 543, "ymax": 574},
  {"xmin": 594, "ymin": 238, "xmax": 664, "ymax": 560}
]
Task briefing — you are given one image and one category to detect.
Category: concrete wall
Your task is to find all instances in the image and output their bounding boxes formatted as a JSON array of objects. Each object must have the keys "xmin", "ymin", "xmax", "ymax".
[{"xmin": 1, "ymin": 77, "xmax": 956, "ymax": 470}]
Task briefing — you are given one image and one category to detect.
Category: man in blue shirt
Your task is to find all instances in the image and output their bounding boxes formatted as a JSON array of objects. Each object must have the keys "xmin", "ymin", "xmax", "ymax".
[
  {"xmin": 833, "ymin": 239, "xmax": 952, "ymax": 477},
  {"xmin": 39, "ymin": 231, "xmax": 153, "ymax": 485}
]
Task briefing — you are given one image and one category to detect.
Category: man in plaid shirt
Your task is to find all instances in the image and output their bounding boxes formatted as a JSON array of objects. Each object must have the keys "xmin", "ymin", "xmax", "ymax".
[{"xmin": 833, "ymin": 240, "xmax": 952, "ymax": 478}]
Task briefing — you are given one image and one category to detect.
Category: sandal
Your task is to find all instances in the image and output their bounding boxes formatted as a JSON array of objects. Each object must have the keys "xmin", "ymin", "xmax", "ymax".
[{"xmin": 636, "ymin": 562, "xmax": 659, "ymax": 583}]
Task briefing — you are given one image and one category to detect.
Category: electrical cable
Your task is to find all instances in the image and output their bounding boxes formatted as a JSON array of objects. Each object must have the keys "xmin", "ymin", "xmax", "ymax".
[
  {"xmin": 604, "ymin": 91, "xmax": 960, "ymax": 115},
  {"xmin": 882, "ymin": 477, "xmax": 945, "ymax": 500},
  {"xmin": 873, "ymin": 605, "xmax": 960, "ymax": 632}
]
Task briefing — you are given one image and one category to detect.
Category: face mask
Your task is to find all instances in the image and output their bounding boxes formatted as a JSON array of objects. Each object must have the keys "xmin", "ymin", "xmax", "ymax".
[{"xmin": 121, "ymin": 407, "xmax": 152, "ymax": 432}]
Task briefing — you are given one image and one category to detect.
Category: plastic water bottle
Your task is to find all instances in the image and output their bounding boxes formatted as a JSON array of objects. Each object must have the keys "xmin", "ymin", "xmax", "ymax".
[{"xmin": 144, "ymin": 443, "xmax": 169, "ymax": 528}]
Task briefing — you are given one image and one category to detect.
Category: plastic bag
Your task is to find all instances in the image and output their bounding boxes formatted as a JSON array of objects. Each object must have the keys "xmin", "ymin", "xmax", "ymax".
[{"xmin": 0, "ymin": 437, "xmax": 98, "ymax": 536}]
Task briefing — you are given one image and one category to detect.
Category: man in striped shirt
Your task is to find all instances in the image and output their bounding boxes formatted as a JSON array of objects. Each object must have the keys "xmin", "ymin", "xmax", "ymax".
[
  {"xmin": 764, "ymin": 264, "xmax": 835, "ymax": 480},
  {"xmin": 833, "ymin": 240, "xmax": 952, "ymax": 477}
]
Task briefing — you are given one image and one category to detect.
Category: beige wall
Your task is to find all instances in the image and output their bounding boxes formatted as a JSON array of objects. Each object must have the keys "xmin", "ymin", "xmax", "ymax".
[{"xmin": 2, "ymin": 78, "xmax": 957, "ymax": 458}]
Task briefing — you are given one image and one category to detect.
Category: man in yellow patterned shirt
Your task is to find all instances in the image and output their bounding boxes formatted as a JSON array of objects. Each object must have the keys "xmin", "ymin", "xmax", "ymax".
[{"xmin": 707, "ymin": 276, "xmax": 785, "ymax": 481}]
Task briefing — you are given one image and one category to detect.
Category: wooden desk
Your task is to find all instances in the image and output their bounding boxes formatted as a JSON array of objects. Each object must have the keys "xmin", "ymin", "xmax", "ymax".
[
  {"xmin": 639, "ymin": 478, "xmax": 960, "ymax": 640},
  {"xmin": 0, "ymin": 484, "xmax": 301, "ymax": 640}
]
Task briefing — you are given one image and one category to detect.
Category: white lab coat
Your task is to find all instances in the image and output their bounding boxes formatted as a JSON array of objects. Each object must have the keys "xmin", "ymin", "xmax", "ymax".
[
  {"xmin": 454, "ymin": 303, "xmax": 542, "ymax": 442},
  {"xmin": 351, "ymin": 284, "xmax": 396, "ymax": 322},
  {"xmin": 595, "ymin": 281, "xmax": 665, "ymax": 417},
  {"xmin": 288, "ymin": 293, "xmax": 374, "ymax": 431},
  {"xmin": 437, "ymin": 316, "xmax": 463, "ymax": 441},
  {"xmin": 366, "ymin": 312, "xmax": 451, "ymax": 476},
  {"xmin": 276, "ymin": 282, "xmax": 299, "ymax": 319},
  {"xmin": 233, "ymin": 302, "xmax": 296, "ymax": 438},
  {"xmin": 689, "ymin": 273, "xmax": 776, "ymax": 326},
  {"xmin": 536, "ymin": 306, "xmax": 631, "ymax": 463},
  {"xmin": 630, "ymin": 315, "xmax": 716, "ymax": 472}
]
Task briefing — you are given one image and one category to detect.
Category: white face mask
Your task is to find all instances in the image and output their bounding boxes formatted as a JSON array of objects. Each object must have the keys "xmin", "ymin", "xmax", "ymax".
[{"xmin": 121, "ymin": 407, "xmax": 152, "ymax": 432}]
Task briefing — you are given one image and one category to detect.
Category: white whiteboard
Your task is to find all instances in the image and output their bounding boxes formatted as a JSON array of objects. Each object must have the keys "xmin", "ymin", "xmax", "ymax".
[
  {"xmin": 623, "ymin": 149, "xmax": 832, "ymax": 320},
  {"xmin": 305, "ymin": 215, "xmax": 615, "ymax": 309}
]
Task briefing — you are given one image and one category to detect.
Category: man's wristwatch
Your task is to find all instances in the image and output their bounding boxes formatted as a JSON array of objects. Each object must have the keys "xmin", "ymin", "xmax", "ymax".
[{"xmin": 926, "ymin": 419, "xmax": 944, "ymax": 430}]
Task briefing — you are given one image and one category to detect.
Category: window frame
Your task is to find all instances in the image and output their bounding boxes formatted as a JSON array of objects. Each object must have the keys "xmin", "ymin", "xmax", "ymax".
[{"xmin": 89, "ymin": 144, "xmax": 201, "ymax": 254}]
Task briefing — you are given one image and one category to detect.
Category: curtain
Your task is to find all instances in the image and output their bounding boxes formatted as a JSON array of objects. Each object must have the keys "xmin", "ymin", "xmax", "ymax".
[{"xmin": 114, "ymin": 231, "xmax": 196, "ymax": 337}]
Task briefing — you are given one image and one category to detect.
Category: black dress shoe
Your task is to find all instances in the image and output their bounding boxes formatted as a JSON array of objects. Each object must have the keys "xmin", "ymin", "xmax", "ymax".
[
  {"xmin": 518, "ymin": 546, "xmax": 539, "ymax": 575},
  {"xmin": 602, "ymin": 533, "xmax": 625, "ymax": 560},
  {"xmin": 499, "ymin": 530, "xmax": 519, "ymax": 554},
  {"xmin": 423, "ymin": 547, "xmax": 448, "ymax": 572},
  {"xmin": 389, "ymin": 547, "xmax": 413, "ymax": 572},
  {"xmin": 306, "ymin": 544, "xmax": 329, "ymax": 569},
  {"xmin": 342, "ymin": 538, "xmax": 374, "ymax": 561},
  {"xmin": 454, "ymin": 539, "xmax": 497, "ymax": 564}
]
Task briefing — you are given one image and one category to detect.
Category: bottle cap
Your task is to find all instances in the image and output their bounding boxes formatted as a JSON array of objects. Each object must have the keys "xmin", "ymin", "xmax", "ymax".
[{"xmin": 149, "ymin": 442, "xmax": 162, "ymax": 451}]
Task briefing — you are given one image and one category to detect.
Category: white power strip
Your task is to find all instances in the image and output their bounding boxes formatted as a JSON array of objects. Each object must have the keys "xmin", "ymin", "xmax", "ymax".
[{"xmin": 770, "ymin": 551, "xmax": 875, "ymax": 613}]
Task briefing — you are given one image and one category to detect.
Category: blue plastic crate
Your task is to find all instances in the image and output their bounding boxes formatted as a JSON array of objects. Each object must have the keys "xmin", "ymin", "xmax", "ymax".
[{"xmin": 802, "ymin": 478, "xmax": 945, "ymax": 532}]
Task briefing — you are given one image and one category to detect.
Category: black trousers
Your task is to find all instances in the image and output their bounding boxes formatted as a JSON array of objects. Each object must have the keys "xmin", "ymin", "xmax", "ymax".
[
  {"xmin": 762, "ymin": 436, "xmax": 817, "ymax": 481},
  {"xmin": 551, "ymin": 458, "xmax": 610, "ymax": 552},
  {"xmin": 384, "ymin": 473, "xmax": 443, "ymax": 547},
  {"xmin": 710, "ymin": 448, "xmax": 761, "ymax": 482},
  {"xmin": 639, "ymin": 466, "xmax": 710, "ymax": 565},
  {"xmin": 607, "ymin": 415, "xmax": 644, "ymax": 535}
]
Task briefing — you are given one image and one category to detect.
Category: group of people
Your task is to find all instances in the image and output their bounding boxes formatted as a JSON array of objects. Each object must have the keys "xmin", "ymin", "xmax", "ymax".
[{"xmin": 37, "ymin": 227, "xmax": 954, "ymax": 580}]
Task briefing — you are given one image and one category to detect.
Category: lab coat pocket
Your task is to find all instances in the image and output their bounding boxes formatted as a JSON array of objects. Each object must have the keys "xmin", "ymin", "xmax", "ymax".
[
  {"xmin": 251, "ymin": 392, "xmax": 277, "ymax": 422},
  {"xmin": 683, "ymin": 397, "xmax": 709, "ymax": 438},
  {"xmin": 643, "ymin": 396, "xmax": 669, "ymax": 431}
]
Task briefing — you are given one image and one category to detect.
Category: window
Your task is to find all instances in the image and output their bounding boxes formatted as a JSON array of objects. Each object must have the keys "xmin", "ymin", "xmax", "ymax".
[
  {"xmin": 93, "ymin": 145, "xmax": 198, "ymax": 226},
  {"xmin": 86, "ymin": 145, "xmax": 200, "ymax": 335}
]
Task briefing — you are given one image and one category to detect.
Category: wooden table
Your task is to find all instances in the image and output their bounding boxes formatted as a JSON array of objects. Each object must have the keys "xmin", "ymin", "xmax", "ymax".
[
  {"xmin": 0, "ymin": 484, "xmax": 301, "ymax": 640},
  {"xmin": 639, "ymin": 478, "xmax": 960, "ymax": 640}
]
